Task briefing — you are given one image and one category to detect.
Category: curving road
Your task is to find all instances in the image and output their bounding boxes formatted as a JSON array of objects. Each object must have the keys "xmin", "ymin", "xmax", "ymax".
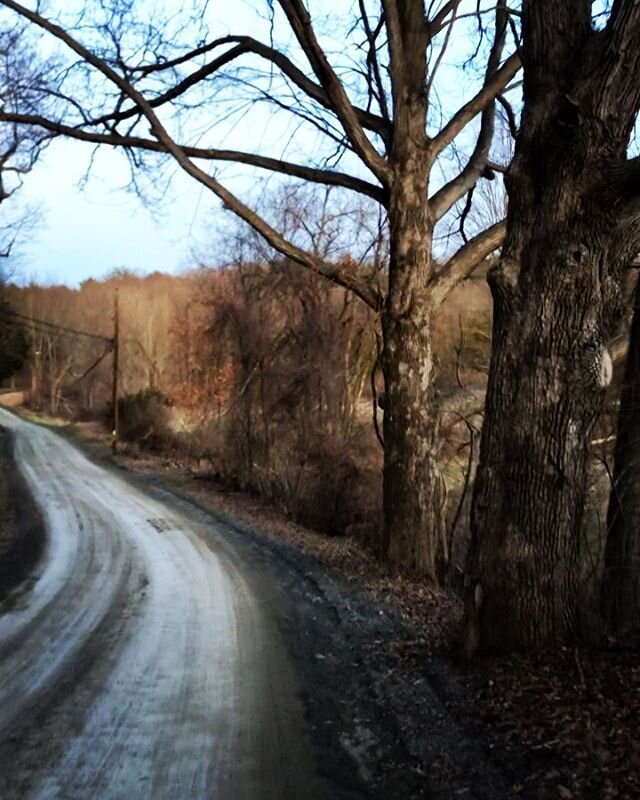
[{"xmin": 0, "ymin": 409, "xmax": 338, "ymax": 799}]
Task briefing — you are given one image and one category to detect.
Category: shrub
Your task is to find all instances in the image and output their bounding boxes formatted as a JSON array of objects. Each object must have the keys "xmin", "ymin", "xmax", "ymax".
[{"xmin": 117, "ymin": 388, "xmax": 170, "ymax": 445}]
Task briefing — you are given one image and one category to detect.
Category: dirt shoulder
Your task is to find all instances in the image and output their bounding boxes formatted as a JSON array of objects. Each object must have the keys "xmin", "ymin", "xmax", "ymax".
[
  {"xmin": 71, "ymin": 423, "xmax": 462, "ymax": 646},
  {"xmin": 0, "ymin": 427, "xmax": 45, "ymax": 605},
  {"xmin": 20, "ymin": 413, "xmax": 640, "ymax": 799}
]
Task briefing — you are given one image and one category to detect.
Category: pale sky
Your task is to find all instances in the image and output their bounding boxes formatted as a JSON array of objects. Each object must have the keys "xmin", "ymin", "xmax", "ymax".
[
  {"xmin": 16, "ymin": 138, "xmax": 215, "ymax": 284},
  {"xmin": 8, "ymin": 0, "xmax": 295, "ymax": 285},
  {"xmin": 3, "ymin": 0, "xmax": 506, "ymax": 286}
]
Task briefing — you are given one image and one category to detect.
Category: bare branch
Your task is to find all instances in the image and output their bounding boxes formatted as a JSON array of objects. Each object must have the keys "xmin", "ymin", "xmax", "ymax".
[
  {"xmin": 426, "ymin": 1, "xmax": 460, "ymax": 97},
  {"xmin": 380, "ymin": 0, "xmax": 404, "ymax": 112},
  {"xmin": 486, "ymin": 159, "xmax": 508, "ymax": 173},
  {"xmin": 428, "ymin": 0, "xmax": 464, "ymax": 37},
  {"xmin": 0, "ymin": 111, "xmax": 386, "ymax": 203},
  {"xmin": 497, "ymin": 93, "xmax": 519, "ymax": 138},
  {"xmin": 431, "ymin": 52, "xmax": 520, "ymax": 157},
  {"xmin": 429, "ymin": 0, "xmax": 511, "ymax": 220},
  {"xmin": 99, "ymin": 35, "xmax": 392, "ymax": 143},
  {"xmin": 0, "ymin": 0, "xmax": 382, "ymax": 309},
  {"xmin": 277, "ymin": 0, "xmax": 391, "ymax": 184},
  {"xmin": 430, "ymin": 221, "xmax": 505, "ymax": 306},
  {"xmin": 356, "ymin": 0, "xmax": 390, "ymax": 123}
]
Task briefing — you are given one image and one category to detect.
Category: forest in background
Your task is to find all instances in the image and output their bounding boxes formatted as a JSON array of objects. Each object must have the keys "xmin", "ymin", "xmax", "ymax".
[
  {"xmin": 2, "ymin": 250, "xmax": 629, "ymax": 594},
  {"xmin": 0, "ymin": 252, "xmax": 492, "ymax": 577}
]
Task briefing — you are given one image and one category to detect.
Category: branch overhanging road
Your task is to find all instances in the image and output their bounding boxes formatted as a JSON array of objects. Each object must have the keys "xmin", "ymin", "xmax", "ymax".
[{"xmin": 0, "ymin": 409, "xmax": 340, "ymax": 800}]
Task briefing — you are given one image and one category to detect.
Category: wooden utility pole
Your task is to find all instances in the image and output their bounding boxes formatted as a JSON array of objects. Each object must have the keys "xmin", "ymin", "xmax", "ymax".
[{"xmin": 111, "ymin": 289, "xmax": 119, "ymax": 454}]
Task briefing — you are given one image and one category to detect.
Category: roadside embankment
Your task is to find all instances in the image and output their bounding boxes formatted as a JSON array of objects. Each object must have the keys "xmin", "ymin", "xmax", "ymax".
[{"xmin": 0, "ymin": 426, "xmax": 45, "ymax": 603}]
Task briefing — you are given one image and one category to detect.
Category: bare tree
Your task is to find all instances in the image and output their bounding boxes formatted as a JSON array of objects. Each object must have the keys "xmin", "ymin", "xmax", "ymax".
[
  {"xmin": 0, "ymin": 26, "xmax": 55, "ymax": 390},
  {"xmin": 0, "ymin": 25, "xmax": 53, "ymax": 260},
  {"xmin": 464, "ymin": 1, "xmax": 640, "ymax": 654},
  {"xmin": 0, "ymin": 0, "xmax": 520, "ymax": 580}
]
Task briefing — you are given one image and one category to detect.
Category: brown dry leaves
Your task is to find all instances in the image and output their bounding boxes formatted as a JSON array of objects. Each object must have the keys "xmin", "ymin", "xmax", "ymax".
[{"xmin": 457, "ymin": 646, "xmax": 640, "ymax": 799}]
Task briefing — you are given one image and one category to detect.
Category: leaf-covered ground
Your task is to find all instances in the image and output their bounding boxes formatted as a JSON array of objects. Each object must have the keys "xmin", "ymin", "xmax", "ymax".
[
  {"xmin": 172, "ymin": 473, "xmax": 640, "ymax": 798},
  {"xmin": 455, "ymin": 644, "xmax": 640, "ymax": 799}
]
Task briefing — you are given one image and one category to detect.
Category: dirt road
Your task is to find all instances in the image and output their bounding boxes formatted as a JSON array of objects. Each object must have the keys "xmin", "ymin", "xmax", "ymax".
[{"xmin": 0, "ymin": 409, "xmax": 346, "ymax": 799}]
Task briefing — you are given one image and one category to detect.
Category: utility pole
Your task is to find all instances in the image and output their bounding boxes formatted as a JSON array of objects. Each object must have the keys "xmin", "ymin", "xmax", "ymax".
[
  {"xmin": 29, "ymin": 305, "xmax": 40, "ymax": 410},
  {"xmin": 111, "ymin": 289, "xmax": 119, "ymax": 454}
]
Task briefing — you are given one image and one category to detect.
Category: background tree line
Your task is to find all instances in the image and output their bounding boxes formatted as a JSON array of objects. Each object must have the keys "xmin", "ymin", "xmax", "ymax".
[{"xmin": 1, "ymin": 220, "xmax": 491, "ymax": 558}]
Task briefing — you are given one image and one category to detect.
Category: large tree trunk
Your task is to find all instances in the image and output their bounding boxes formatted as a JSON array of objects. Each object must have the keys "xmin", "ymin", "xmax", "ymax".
[
  {"xmin": 602, "ymin": 279, "xmax": 640, "ymax": 633},
  {"xmin": 464, "ymin": 0, "xmax": 640, "ymax": 655},
  {"xmin": 464, "ymin": 230, "xmax": 615, "ymax": 654},
  {"xmin": 381, "ymin": 273, "xmax": 444, "ymax": 580},
  {"xmin": 379, "ymin": 6, "xmax": 444, "ymax": 581}
]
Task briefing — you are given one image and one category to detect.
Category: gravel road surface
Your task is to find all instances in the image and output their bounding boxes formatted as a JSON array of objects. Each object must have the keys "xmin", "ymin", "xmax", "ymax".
[{"xmin": 0, "ymin": 409, "xmax": 342, "ymax": 799}]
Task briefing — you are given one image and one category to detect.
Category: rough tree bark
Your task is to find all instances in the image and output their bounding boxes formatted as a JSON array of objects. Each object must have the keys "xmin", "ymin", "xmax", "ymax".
[
  {"xmin": 602, "ymin": 277, "xmax": 640, "ymax": 633},
  {"xmin": 465, "ymin": 0, "xmax": 640, "ymax": 654},
  {"xmin": 380, "ymin": 5, "xmax": 442, "ymax": 575}
]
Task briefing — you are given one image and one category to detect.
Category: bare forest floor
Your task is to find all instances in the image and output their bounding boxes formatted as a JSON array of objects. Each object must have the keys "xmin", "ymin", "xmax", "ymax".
[{"xmin": 6, "ymin": 411, "xmax": 640, "ymax": 799}]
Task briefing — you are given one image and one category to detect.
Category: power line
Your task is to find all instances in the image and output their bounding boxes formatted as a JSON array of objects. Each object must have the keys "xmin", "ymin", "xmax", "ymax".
[
  {"xmin": 0, "ymin": 313, "xmax": 101, "ymax": 345},
  {"xmin": 0, "ymin": 314, "xmax": 74, "ymax": 341},
  {"xmin": 1, "ymin": 307, "xmax": 113, "ymax": 343},
  {"xmin": 0, "ymin": 307, "xmax": 113, "ymax": 344},
  {"xmin": 66, "ymin": 343, "xmax": 114, "ymax": 388}
]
